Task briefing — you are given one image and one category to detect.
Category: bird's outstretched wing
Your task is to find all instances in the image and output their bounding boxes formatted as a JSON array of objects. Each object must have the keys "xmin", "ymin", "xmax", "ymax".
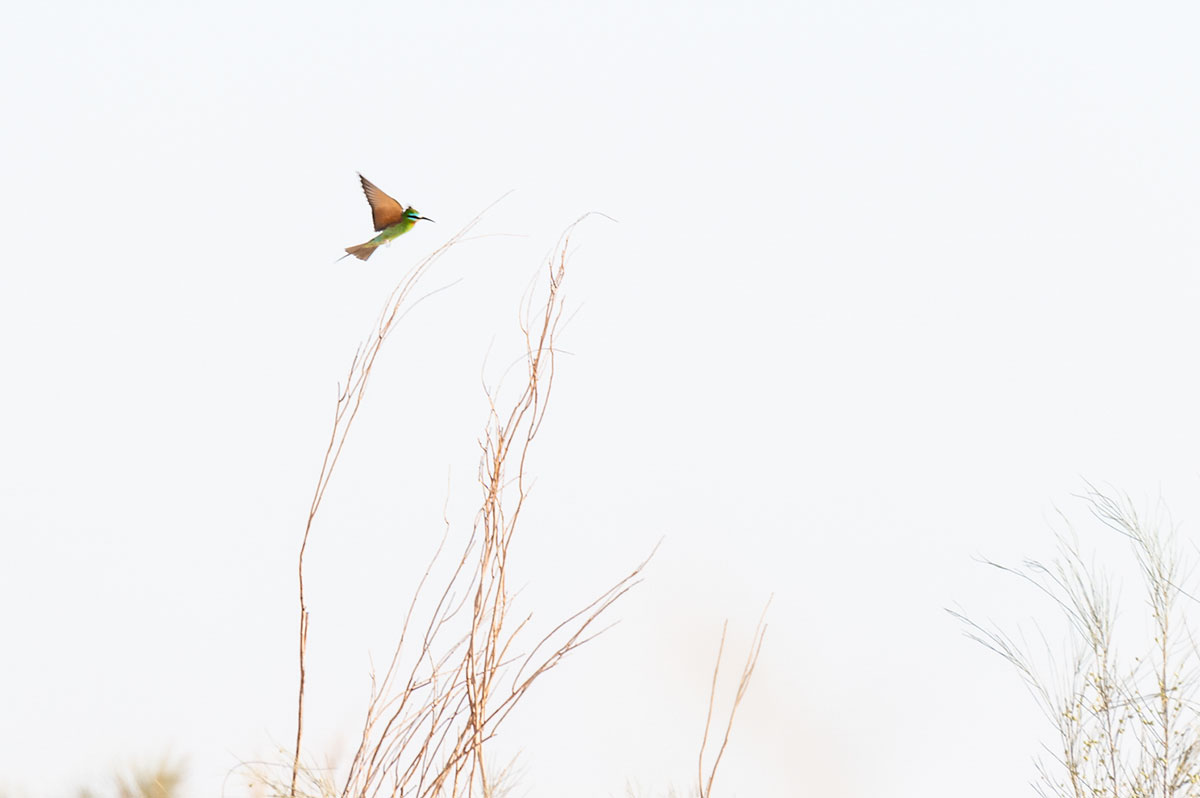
[{"xmin": 358, "ymin": 174, "xmax": 407, "ymax": 231}]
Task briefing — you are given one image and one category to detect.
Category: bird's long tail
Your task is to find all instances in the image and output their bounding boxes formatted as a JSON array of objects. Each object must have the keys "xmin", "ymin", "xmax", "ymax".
[{"xmin": 341, "ymin": 243, "xmax": 376, "ymax": 261}]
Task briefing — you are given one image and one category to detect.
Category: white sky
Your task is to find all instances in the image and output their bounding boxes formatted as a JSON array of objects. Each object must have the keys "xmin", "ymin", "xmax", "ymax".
[{"xmin": 2, "ymin": 1, "xmax": 1199, "ymax": 796}]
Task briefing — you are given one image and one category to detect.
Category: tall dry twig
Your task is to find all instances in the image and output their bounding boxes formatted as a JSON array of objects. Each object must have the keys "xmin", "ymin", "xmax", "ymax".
[
  {"xmin": 287, "ymin": 213, "xmax": 650, "ymax": 798},
  {"xmin": 338, "ymin": 215, "xmax": 652, "ymax": 798},
  {"xmin": 291, "ymin": 206, "xmax": 496, "ymax": 797},
  {"xmin": 698, "ymin": 599, "xmax": 770, "ymax": 798}
]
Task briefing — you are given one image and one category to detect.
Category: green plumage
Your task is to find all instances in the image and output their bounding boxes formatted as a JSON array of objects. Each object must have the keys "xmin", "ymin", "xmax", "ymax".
[{"xmin": 342, "ymin": 174, "xmax": 432, "ymax": 261}]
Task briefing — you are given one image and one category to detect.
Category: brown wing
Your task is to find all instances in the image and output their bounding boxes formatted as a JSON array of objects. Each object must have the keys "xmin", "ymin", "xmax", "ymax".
[{"xmin": 358, "ymin": 174, "xmax": 408, "ymax": 231}]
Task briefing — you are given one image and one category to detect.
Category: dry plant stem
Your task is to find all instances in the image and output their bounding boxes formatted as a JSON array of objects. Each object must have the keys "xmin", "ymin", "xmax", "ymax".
[
  {"xmin": 290, "ymin": 208, "xmax": 498, "ymax": 798},
  {"xmin": 698, "ymin": 599, "xmax": 770, "ymax": 798},
  {"xmin": 320, "ymin": 215, "xmax": 651, "ymax": 798},
  {"xmin": 461, "ymin": 244, "xmax": 567, "ymax": 796}
]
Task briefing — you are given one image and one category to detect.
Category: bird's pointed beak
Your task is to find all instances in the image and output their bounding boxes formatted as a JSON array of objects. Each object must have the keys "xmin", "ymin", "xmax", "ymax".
[{"xmin": 420, "ymin": 216, "xmax": 435, "ymax": 223}]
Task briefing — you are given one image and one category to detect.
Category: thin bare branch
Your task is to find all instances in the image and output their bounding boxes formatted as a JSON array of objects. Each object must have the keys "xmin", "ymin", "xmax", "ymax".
[
  {"xmin": 286, "ymin": 212, "xmax": 647, "ymax": 798},
  {"xmin": 698, "ymin": 598, "xmax": 771, "ymax": 798}
]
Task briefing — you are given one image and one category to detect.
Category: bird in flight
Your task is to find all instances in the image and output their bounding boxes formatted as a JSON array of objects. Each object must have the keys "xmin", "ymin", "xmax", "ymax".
[{"xmin": 341, "ymin": 174, "xmax": 433, "ymax": 261}]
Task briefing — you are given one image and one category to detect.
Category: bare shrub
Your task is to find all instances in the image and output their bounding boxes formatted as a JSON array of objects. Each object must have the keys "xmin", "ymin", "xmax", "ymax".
[{"xmin": 281, "ymin": 213, "xmax": 651, "ymax": 798}]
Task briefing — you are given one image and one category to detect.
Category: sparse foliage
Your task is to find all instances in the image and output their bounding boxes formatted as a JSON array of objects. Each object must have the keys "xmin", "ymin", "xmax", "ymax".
[{"xmin": 953, "ymin": 486, "xmax": 1200, "ymax": 798}]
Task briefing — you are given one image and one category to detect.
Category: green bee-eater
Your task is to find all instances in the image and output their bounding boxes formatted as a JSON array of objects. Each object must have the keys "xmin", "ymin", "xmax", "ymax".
[{"xmin": 341, "ymin": 173, "xmax": 433, "ymax": 261}]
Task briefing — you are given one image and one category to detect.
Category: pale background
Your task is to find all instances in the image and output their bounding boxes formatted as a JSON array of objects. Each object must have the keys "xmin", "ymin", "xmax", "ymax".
[{"xmin": 2, "ymin": 2, "xmax": 1199, "ymax": 796}]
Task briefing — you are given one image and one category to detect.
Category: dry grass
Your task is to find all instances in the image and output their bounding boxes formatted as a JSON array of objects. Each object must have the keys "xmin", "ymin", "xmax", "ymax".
[{"xmin": 114, "ymin": 762, "xmax": 186, "ymax": 798}]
